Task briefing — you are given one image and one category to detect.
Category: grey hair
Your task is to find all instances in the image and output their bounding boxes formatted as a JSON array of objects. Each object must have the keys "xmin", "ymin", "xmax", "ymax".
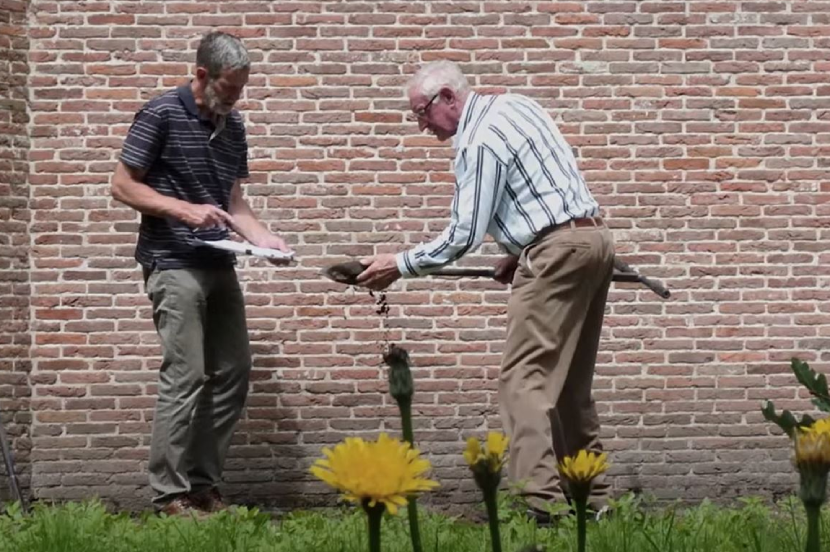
[
  {"xmin": 408, "ymin": 60, "xmax": 470, "ymax": 97},
  {"xmin": 196, "ymin": 31, "xmax": 250, "ymax": 79}
]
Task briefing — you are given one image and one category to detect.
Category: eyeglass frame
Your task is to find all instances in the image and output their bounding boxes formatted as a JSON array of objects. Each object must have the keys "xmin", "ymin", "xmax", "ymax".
[{"xmin": 411, "ymin": 92, "xmax": 441, "ymax": 120}]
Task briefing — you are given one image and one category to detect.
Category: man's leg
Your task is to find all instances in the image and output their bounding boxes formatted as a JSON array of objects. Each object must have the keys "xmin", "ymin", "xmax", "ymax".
[
  {"xmin": 499, "ymin": 225, "xmax": 612, "ymax": 513},
  {"xmin": 551, "ymin": 227, "xmax": 615, "ymax": 511},
  {"xmin": 146, "ymin": 268, "xmax": 209, "ymax": 507},
  {"xmin": 187, "ymin": 268, "xmax": 252, "ymax": 508}
]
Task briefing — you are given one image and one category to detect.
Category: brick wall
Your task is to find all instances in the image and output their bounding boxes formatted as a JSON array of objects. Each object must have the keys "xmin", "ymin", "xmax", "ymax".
[
  {"xmin": 0, "ymin": 0, "xmax": 31, "ymax": 501},
  {"xmin": 21, "ymin": 1, "xmax": 830, "ymax": 511}
]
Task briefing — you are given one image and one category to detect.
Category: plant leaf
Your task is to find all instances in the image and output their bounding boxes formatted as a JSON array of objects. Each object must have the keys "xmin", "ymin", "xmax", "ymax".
[
  {"xmin": 761, "ymin": 401, "xmax": 799, "ymax": 437},
  {"xmin": 791, "ymin": 358, "xmax": 830, "ymax": 412}
]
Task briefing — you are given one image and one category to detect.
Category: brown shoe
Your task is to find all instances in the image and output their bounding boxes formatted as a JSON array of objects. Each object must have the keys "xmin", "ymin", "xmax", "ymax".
[
  {"xmin": 189, "ymin": 488, "xmax": 228, "ymax": 513},
  {"xmin": 158, "ymin": 496, "xmax": 201, "ymax": 518}
]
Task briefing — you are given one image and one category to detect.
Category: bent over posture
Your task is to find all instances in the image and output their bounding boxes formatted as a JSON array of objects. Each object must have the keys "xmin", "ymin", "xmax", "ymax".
[{"xmin": 358, "ymin": 61, "xmax": 615, "ymax": 522}]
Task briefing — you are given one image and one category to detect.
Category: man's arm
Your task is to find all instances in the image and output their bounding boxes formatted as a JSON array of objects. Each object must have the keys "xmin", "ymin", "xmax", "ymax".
[
  {"xmin": 357, "ymin": 143, "xmax": 507, "ymax": 290},
  {"xmin": 228, "ymin": 179, "xmax": 290, "ymax": 252},
  {"xmin": 396, "ymin": 144, "xmax": 507, "ymax": 277},
  {"xmin": 113, "ymin": 104, "xmax": 231, "ymax": 230},
  {"xmin": 111, "ymin": 161, "xmax": 232, "ymax": 229}
]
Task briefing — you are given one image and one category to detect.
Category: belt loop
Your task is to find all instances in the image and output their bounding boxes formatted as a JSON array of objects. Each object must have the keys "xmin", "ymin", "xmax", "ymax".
[{"xmin": 569, "ymin": 219, "xmax": 576, "ymax": 230}]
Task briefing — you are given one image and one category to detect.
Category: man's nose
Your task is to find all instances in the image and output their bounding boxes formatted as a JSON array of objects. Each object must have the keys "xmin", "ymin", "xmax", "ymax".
[{"xmin": 418, "ymin": 118, "xmax": 428, "ymax": 132}]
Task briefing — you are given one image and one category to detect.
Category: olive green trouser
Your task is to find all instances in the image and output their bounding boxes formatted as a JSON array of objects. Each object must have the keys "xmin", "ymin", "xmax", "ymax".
[
  {"xmin": 144, "ymin": 267, "xmax": 251, "ymax": 505},
  {"xmin": 499, "ymin": 220, "xmax": 615, "ymax": 512}
]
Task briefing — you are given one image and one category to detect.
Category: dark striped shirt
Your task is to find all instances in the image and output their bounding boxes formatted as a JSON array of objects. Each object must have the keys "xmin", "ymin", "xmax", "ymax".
[
  {"xmin": 120, "ymin": 84, "xmax": 249, "ymax": 270},
  {"xmin": 396, "ymin": 92, "xmax": 600, "ymax": 277}
]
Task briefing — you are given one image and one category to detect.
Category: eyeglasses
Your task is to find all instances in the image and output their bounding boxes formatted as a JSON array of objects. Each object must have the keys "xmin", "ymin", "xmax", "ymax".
[{"xmin": 407, "ymin": 93, "xmax": 440, "ymax": 121}]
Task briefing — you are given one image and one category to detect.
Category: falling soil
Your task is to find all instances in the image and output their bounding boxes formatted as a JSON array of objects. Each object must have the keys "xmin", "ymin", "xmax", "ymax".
[{"xmin": 368, "ymin": 289, "xmax": 392, "ymax": 355}]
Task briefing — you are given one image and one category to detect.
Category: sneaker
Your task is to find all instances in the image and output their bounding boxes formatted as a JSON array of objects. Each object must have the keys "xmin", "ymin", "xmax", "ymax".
[
  {"xmin": 158, "ymin": 496, "xmax": 201, "ymax": 518},
  {"xmin": 189, "ymin": 488, "xmax": 228, "ymax": 513},
  {"xmin": 526, "ymin": 507, "xmax": 563, "ymax": 528}
]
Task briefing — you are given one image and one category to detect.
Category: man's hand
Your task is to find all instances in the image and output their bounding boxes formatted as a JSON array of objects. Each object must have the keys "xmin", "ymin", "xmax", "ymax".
[
  {"xmin": 356, "ymin": 254, "xmax": 402, "ymax": 290},
  {"xmin": 494, "ymin": 254, "xmax": 519, "ymax": 285},
  {"xmin": 176, "ymin": 202, "xmax": 234, "ymax": 230},
  {"xmin": 253, "ymin": 233, "xmax": 293, "ymax": 266}
]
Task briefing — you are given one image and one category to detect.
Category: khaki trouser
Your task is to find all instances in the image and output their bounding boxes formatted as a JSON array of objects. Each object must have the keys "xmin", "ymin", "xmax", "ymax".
[
  {"xmin": 499, "ymin": 220, "xmax": 615, "ymax": 512},
  {"xmin": 144, "ymin": 267, "xmax": 251, "ymax": 505}
]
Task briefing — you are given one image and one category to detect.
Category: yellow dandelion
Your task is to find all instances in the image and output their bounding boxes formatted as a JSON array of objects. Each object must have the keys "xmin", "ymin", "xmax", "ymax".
[
  {"xmin": 485, "ymin": 432, "xmax": 509, "ymax": 472},
  {"xmin": 464, "ymin": 432, "xmax": 509, "ymax": 474},
  {"xmin": 310, "ymin": 433, "xmax": 439, "ymax": 515},
  {"xmin": 463, "ymin": 437, "xmax": 483, "ymax": 467},
  {"xmin": 559, "ymin": 450, "xmax": 609, "ymax": 484},
  {"xmin": 796, "ymin": 426, "xmax": 830, "ymax": 469},
  {"xmin": 809, "ymin": 418, "xmax": 830, "ymax": 436},
  {"xmin": 464, "ymin": 433, "xmax": 509, "ymax": 552}
]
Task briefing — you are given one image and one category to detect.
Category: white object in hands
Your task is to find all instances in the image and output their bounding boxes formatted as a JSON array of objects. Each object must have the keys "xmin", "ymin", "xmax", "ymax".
[{"xmin": 194, "ymin": 238, "xmax": 295, "ymax": 261}]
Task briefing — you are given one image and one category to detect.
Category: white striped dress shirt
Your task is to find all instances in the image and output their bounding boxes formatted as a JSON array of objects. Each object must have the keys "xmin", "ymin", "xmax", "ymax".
[{"xmin": 396, "ymin": 92, "xmax": 600, "ymax": 278}]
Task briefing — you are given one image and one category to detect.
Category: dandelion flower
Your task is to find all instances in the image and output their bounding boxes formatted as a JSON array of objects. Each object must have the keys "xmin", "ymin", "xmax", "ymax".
[
  {"xmin": 310, "ymin": 433, "xmax": 438, "ymax": 515},
  {"xmin": 793, "ymin": 420, "xmax": 830, "ymax": 552},
  {"xmin": 559, "ymin": 450, "xmax": 609, "ymax": 484},
  {"xmin": 795, "ymin": 427, "xmax": 830, "ymax": 470},
  {"xmin": 464, "ymin": 432, "xmax": 509, "ymax": 474},
  {"xmin": 810, "ymin": 417, "xmax": 830, "ymax": 435},
  {"xmin": 559, "ymin": 450, "xmax": 611, "ymax": 552},
  {"xmin": 463, "ymin": 437, "xmax": 482, "ymax": 467},
  {"xmin": 462, "ymin": 432, "xmax": 509, "ymax": 552},
  {"xmin": 485, "ymin": 432, "xmax": 509, "ymax": 472}
]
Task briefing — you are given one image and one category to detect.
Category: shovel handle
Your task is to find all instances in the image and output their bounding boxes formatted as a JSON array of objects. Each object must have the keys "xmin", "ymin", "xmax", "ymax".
[
  {"xmin": 431, "ymin": 265, "xmax": 671, "ymax": 299},
  {"xmin": 431, "ymin": 267, "xmax": 496, "ymax": 278},
  {"xmin": 613, "ymin": 258, "xmax": 671, "ymax": 299}
]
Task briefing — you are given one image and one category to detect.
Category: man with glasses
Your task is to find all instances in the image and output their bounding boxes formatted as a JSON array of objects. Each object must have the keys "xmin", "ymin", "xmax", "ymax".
[
  {"xmin": 111, "ymin": 31, "xmax": 290, "ymax": 516},
  {"xmin": 358, "ymin": 60, "xmax": 615, "ymax": 524}
]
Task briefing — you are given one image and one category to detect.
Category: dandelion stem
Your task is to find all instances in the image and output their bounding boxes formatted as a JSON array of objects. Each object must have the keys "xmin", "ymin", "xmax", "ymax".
[
  {"xmin": 483, "ymin": 487, "xmax": 503, "ymax": 552},
  {"xmin": 805, "ymin": 504, "xmax": 821, "ymax": 552},
  {"xmin": 575, "ymin": 499, "xmax": 588, "ymax": 552},
  {"xmin": 397, "ymin": 401, "xmax": 423, "ymax": 552},
  {"xmin": 399, "ymin": 400, "xmax": 415, "ymax": 446},
  {"xmin": 366, "ymin": 503, "xmax": 384, "ymax": 552},
  {"xmin": 385, "ymin": 345, "xmax": 424, "ymax": 552}
]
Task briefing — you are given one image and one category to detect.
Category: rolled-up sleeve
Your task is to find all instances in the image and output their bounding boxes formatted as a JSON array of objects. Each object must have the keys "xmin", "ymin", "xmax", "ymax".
[
  {"xmin": 396, "ymin": 144, "xmax": 507, "ymax": 278},
  {"xmin": 120, "ymin": 106, "xmax": 166, "ymax": 171}
]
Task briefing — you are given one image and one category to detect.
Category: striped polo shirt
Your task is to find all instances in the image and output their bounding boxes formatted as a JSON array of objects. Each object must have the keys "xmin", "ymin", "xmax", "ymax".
[
  {"xmin": 119, "ymin": 84, "xmax": 249, "ymax": 270},
  {"xmin": 396, "ymin": 92, "xmax": 600, "ymax": 278}
]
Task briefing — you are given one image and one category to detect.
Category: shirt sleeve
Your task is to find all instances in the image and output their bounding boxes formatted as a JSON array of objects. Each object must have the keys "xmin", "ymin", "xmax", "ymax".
[
  {"xmin": 120, "ymin": 106, "xmax": 167, "ymax": 171},
  {"xmin": 396, "ymin": 144, "xmax": 507, "ymax": 278}
]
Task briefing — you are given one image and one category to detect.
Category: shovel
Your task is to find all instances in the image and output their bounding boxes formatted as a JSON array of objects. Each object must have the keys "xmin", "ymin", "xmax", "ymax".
[{"xmin": 322, "ymin": 259, "xmax": 671, "ymax": 298}]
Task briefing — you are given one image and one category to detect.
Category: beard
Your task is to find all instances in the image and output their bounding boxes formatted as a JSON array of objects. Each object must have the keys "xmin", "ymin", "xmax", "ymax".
[{"xmin": 204, "ymin": 82, "xmax": 234, "ymax": 116}]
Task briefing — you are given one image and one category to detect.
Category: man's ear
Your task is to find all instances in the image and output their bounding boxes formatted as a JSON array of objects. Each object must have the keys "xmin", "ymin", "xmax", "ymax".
[{"xmin": 195, "ymin": 66, "xmax": 208, "ymax": 82}]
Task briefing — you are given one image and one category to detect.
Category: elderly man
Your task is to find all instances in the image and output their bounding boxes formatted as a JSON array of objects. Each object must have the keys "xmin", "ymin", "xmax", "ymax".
[
  {"xmin": 358, "ymin": 60, "xmax": 615, "ymax": 522},
  {"xmin": 111, "ymin": 31, "xmax": 290, "ymax": 516}
]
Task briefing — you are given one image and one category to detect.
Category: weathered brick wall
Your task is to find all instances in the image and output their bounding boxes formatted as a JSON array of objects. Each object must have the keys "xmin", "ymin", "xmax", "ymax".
[
  {"xmin": 21, "ymin": 1, "xmax": 830, "ymax": 511},
  {"xmin": 0, "ymin": 0, "xmax": 31, "ymax": 501}
]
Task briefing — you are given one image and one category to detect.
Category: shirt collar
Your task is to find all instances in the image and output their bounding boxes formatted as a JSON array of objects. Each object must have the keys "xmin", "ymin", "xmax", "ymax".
[
  {"xmin": 452, "ymin": 91, "xmax": 478, "ymax": 150},
  {"xmin": 177, "ymin": 83, "xmax": 201, "ymax": 118}
]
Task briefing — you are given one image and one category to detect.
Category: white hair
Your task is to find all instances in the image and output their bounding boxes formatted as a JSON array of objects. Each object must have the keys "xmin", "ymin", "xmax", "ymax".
[{"xmin": 407, "ymin": 60, "xmax": 471, "ymax": 97}]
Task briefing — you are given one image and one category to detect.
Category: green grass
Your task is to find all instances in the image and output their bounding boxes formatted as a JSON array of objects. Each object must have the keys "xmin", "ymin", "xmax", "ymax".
[{"xmin": 0, "ymin": 493, "xmax": 827, "ymax": 552}]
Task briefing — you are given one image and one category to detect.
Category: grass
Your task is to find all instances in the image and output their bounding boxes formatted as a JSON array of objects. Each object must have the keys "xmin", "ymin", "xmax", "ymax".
[{"xmin": 0, "ymin": 492, "xmax": 827, "ymax": 552}]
